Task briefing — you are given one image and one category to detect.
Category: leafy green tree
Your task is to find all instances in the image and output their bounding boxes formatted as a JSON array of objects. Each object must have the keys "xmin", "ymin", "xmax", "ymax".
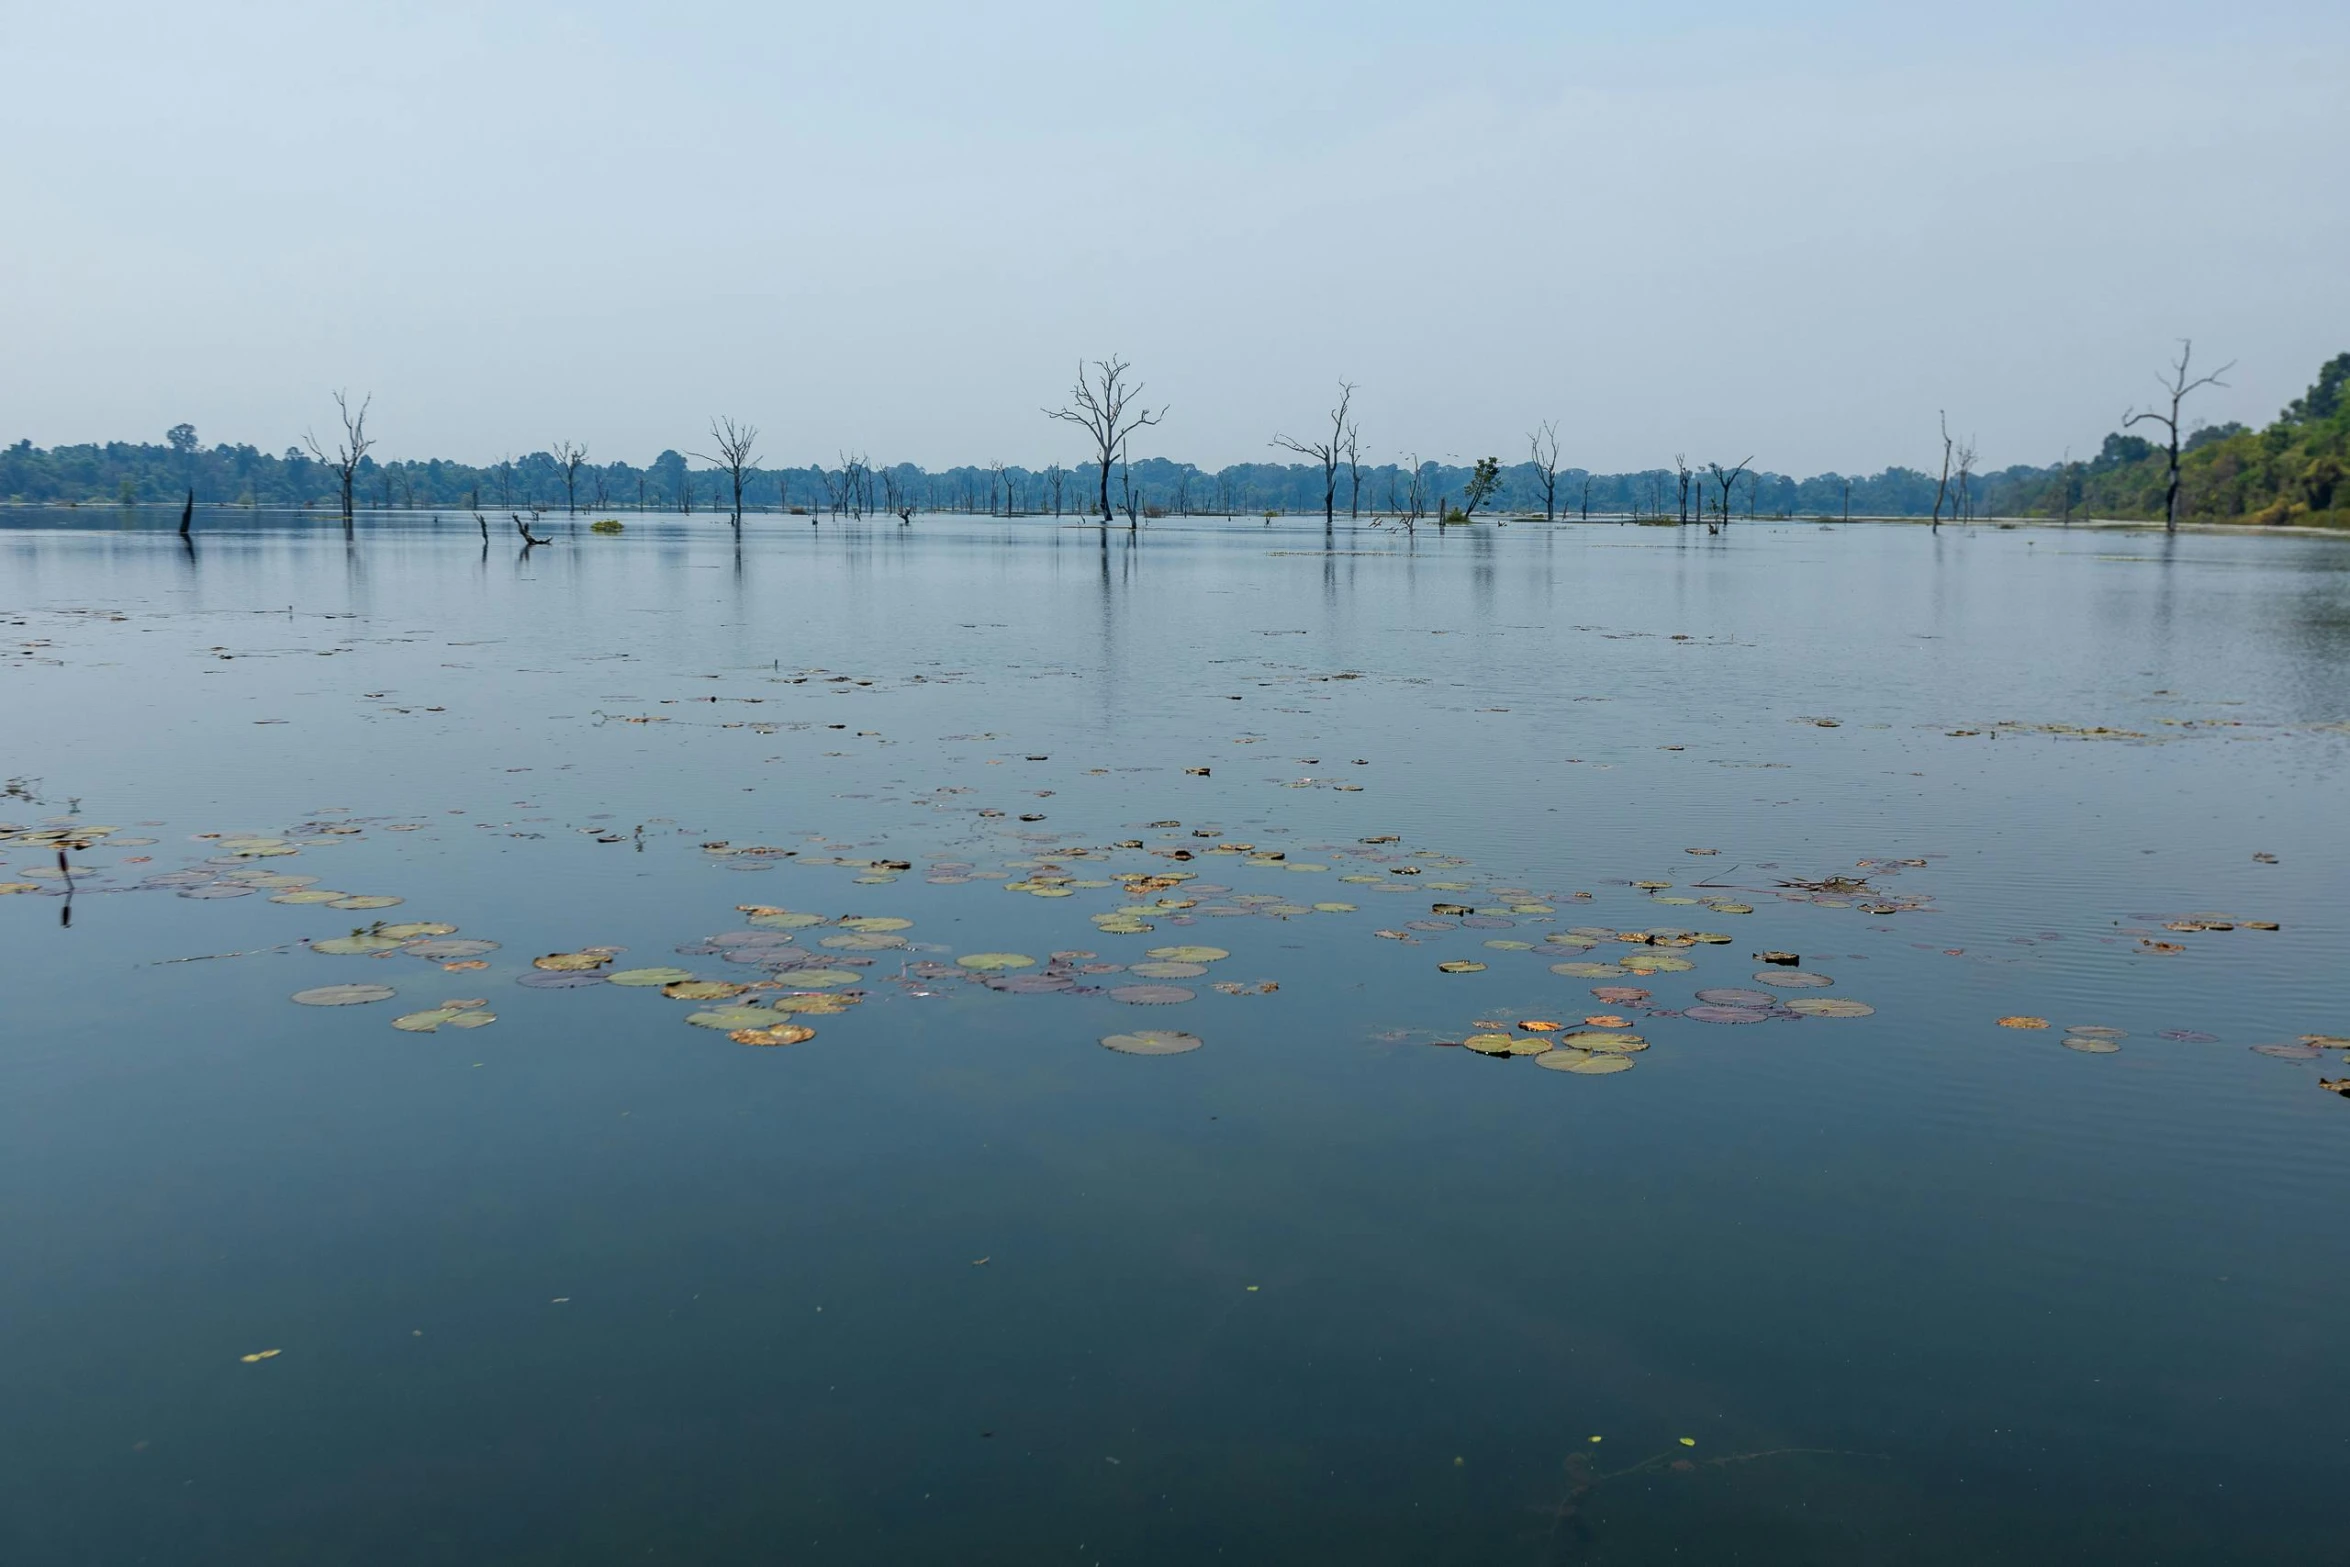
[{"xmin": 1460, "ymin": 456, "xmax": 1502, "ymax": 517}]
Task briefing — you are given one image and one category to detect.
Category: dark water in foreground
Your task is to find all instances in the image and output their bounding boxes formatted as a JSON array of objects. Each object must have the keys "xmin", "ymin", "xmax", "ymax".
[{"xmin": 4, "ymin": 509, "xmax": 2348, "ymax": 1565}]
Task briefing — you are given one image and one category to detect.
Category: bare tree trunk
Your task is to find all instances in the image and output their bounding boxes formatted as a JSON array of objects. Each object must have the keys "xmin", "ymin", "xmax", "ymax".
[
  {"xmin": 1931, "ymin": 411, "xmax": 1952, "ymax": 531},
  {"xmin": 2125, "ymin": 339, "xmax": 2233, "ymax": 531},
  {"xmin": 1045, "ymin": 357, "xmax": 1166, "ymax": 525}
]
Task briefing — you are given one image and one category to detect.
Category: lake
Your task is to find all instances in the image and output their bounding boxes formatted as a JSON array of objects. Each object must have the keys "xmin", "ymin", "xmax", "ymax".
[{"xmin": 4, "ymin": 508, "xmax": 2347, "ymax": 1565}]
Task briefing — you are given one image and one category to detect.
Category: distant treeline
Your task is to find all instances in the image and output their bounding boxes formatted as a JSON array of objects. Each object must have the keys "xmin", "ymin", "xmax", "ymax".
[{"xmin": 6, "ymin": 350, "xmax": 2342, "ymax": 526}]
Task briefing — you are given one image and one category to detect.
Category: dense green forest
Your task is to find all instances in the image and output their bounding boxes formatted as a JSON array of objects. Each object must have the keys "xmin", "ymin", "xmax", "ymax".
[
  {"xmin": 5, "ymin": 352, "xmax": 2342, "ymax": 527},
  {"xmin": 1995, "ymin": 352, "xmax": 2349, "ymax": 528}
]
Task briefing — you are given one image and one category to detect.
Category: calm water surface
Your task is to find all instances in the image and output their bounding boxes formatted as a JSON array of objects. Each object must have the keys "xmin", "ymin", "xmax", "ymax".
[{"xmin": 4, "ymin": 510, "xmax": 2348, "ymax": 1565}]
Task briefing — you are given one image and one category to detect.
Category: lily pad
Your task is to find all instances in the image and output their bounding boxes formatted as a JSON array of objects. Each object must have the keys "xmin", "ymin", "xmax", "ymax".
[
  {"xmin": 312, "ymin": 934, "xmax": 404, "ymax": 955},
  {"xmin": 1562, "ymin": 1030, "xmax": 1648, "ymax": 1053},
  {"xmin": 732, "ymin": 1023, "xmax": 817, "ymax": 1047},
  {"xmin": 1128, "ymin": 961, "xmax": 1208, "ymax": 979},
  {"xmin": 1996, "ymin": 1015, "xmax": 2050, "ymax": 1030},
  {"xmin": 746, "ymin": 911, "xmax": 824, "ymax": 930},
  {"xmin": 1538, "ymin": 1050, "xmax": 1633, "ymax": 1075},
  {"xmin": 1696, "ymin": 987, "xmax": 1775, "ymax": 1008},
  {"xmin": 781, "ymin": 968, "xmax": 863, "ymax": 989},
  {"xmin": 662, "ymin": 979, "xmax": 748, "ymax": 1001},
  {"xmin": 1549, "ymin": 962, "xmax": 1624, "ymax": 978},
  {"xmin": 2251, "ymin": 1043, "xmax": 2320, "ymax": 1060},
  {"xmin": 1462, "ymin": 1033, "xmax": 1517, "ymax": 1056},
  {"xmin": 404, "ymin": 938, "xmax": 499, "ymax": 960},
  {"xmin": 391, "ymin": 1008, "xmax": 461, "ymax": 1032},
  {"xmin": 377, "ymin": 922, "xmax": 457, "ymax": 939},
  {"xmin": 838, "ymin": 916, "xmax": 912, "ymax": 932},
  {"xmin": 957, "ymin": 952, "xmax": 1037, "ymax": 971},
  {"xmin": 1101, "ymin": 1030, "xmax": 1203, "ymax": 1056},
  {"xmin": 328, "ymin": 895, "xmax": 403, "ymax": 911},
  {"xmin": 534, "ymin": 952, "xmax": 613, "ymax": 972},
  {"xmin": 1591, "ymin": 986, "xmax": 1651, "ymax": 1005},
  {"xmin": 1685, "ymin": 1005, "xmax": 1770, "ymax": 1025},
  {"xmin": 1754, "ymin": 970, "xmax": 1834, "ymax": 988},
  {"xmin": 607, "ymin": 966, "xmax": 698, "ymax": 987},
  {"xmin": 271, "ymin": 888, "xmax": 349, "ymax": 905},
  {"xmin": 292, "ymin": 983, "xmax": 396, "ymax": 1006},
  {"xmin": 1109, "ymin": 984, "xmax": 1195, "ymax": 1005},
  {"xmin": 1436, "ymin": 960, "xmax": 1487, "ymax": 974},
  {"xmin": 2063, "ymin": 1036, "xmax": 2122, "ymax": 1054},
  {"xmin": 686, "ymin": 1005, "xmax": 779, "ymax": 1031},
  {"xmin": 445, "ymin": 1010, "xmax": 497, "ymax": 1029},
  {"xmin": 1145, "ymin": 945, "xmax": 1229, "ymax": 963},
  {"xmin": 1785, "ymin": 997, "xmax": 1875, "ymax": 1018},
  {"xmin": 770, "ymin": 992, "xmax": 860, "ymax": 1016},
  {"xmin": 2064, "ymin": 1025, "xmax": 2127, "ymax": 1041},
  {"xmin": 514, "ymin": 970, "xmax": 610, "ymax": 989},
  {"xmin": 820, "ymin": 932, "xmax": 907, "ymax": 950}
]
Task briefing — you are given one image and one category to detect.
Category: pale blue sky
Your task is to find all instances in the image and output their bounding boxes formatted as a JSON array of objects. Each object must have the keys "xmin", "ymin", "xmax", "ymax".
[{"xmin": 3, "ymin": 0, "xmax": 2343, "ymax": 474}]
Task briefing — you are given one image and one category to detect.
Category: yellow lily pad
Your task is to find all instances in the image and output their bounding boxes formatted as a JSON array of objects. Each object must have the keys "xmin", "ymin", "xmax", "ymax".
[
  {"xmin": 732, "ymin": 1023, "xmax": 816, "ymax": 1047},
  {"xmin": 662, "ymin": 979, "xmax": 748, "ymax": 1001}
]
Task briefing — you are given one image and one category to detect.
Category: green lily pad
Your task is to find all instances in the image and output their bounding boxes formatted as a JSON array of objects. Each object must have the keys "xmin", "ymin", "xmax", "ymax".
[
  {"xmin": 1101, "ymin": 1030, "xmax": 1203, "ymax": 1056},
  {"xmin": 686, "ymin": 1005, "xmax": 780, "ymax": 1031},
  {"xmin": 292, "ymin": 983, "xmax": 396, "ymax": 1006},
  {"xmin": 607, "ymin": 966, "xmax": 697, "ymax": 987},
  {"xmin": 782, "ymin": 968, "xmax": 864, "ymax": 989},
  {"xmin": 312, "ymin": 935, "xmax": 404, "ymax": 955},
  {"xmin": 1785, "ymin": 997, "xmax": 1874, "ymax": 1018}
]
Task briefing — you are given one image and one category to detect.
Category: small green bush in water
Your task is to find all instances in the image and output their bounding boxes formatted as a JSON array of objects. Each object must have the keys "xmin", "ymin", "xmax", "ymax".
[{"xmin": 590, "ymin": 519, "xmax": 624, "ymax": 534}]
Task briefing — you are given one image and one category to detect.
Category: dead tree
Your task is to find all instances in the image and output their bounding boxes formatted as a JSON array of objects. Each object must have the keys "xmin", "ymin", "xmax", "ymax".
[
  {"xmin": 1529, "ymin": 421, "xmax": 1562, "ymax": 520},
  {"xmin": 513, "ymin": 513, "xmax": 552, "ymax": 547},
  {"xmin": 474, "ymin": 511, "xmax": 490, "ymax": 543},
  {"xmin": 693, "ymin": 418, "xmax": 760, "ymax": 535},
  {"xmin": 2125, "ymin": 339, "xmax": 2234, "ymax": 531},
  {"xmin": 1401, "ymin": 454, "xmax": 1428, "ymax": 531},
  {"xmin": 303, "ymin": 390, "xmax": 373, "ymax": 533},
  {"xmin": 178, "ymin": 488, "xmax": 194, "ymax": 538},
  {"xmin": 551, "ymin": 440, "xmax": 589, "ymax": 514},
  {"xmin": 1708, "ymin": 457, "xmax": 1753, "ymax": 527},
  {"xmin": 1272, "ymin": 381, "xmax": 1355, "ymax": 528},
  {"xmin": 1344, "ymin": 420, "xmax": 1363, "ymax": 520},
  {"xmin": 1044, "ymin": 356, "xmax": 1167, "ymax": 523},
  {"xmin": 1954, "ymin": 436, "xmax": 1978, "ymax": 522},
  {"xmin": 1674, "ymin": 454, "xmax": 1692, "ymax": 524},
  {"xmin": 1931, "ymin": 412, "xmax": 1953, "ymax": 531}
]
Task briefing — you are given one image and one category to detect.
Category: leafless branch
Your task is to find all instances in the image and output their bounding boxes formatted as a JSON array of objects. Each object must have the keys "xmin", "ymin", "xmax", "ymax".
[{"xmin": 1044, "ymin": 356, "xmax": 1167, "ymax": 522}]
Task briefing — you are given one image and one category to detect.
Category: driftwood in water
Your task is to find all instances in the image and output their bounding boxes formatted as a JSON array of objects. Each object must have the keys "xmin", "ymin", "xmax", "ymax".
[
  {"xmin": 513, "ymin": 513, "xmax": 552, "ymax": 548},
  {"xmin": 475, "ymin": 511, "xmax": 490, "ymax": 543}
]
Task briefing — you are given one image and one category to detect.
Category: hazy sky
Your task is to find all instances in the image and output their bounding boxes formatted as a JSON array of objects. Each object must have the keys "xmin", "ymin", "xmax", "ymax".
[{"xmin": 4, "ymin": 1, "xmax": 2344, "ymax": 476}]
